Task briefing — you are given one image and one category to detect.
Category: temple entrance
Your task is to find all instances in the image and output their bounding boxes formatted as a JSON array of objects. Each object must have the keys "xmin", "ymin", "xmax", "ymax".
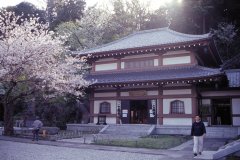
[
  {"xmin": 130, "ymin": 100, "xmax": 148, "ymax": 124},
  {"xmin": 212, "ymin": 99, "xmax": 231, "ymax": 125},
  {"xmin": 121, "ymin": 99, "xmax": 157, "ymax": 124}
]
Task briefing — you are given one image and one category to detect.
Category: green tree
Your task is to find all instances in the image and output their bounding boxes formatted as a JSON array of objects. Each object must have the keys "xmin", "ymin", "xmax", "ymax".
[
  {"xmin": 47, "ymin": 0, "xmax": 86, "ymax": 30},
  {"xmin": 56, "ymin": 7, "xmax": 113, "ymax": 50},
  {"xmin": 6, "ymin": 2, "xmax": 46, "ymax": 24},
  {"xmin": 211, "ymin": 22, "xmax": 238, "ymax": 60}
]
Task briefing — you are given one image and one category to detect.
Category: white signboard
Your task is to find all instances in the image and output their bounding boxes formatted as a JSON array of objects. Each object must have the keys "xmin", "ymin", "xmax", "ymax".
[{"xmin": 122, "ymin": 113, "xmax": 128, "ymax": 117}]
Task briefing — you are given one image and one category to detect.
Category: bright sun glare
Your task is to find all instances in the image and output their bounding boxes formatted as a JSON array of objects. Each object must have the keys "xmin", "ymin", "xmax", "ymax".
[
  {"xmin": 153, "ymin": 0, "xmax": 183, "ymax": 7},
  {"xmin": 146, "ymin": 0, "xmax": 183, "ymax": 10}
]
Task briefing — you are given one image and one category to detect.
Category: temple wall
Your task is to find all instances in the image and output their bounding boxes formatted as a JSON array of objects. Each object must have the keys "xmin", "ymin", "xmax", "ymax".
[
  {"xmin": 163, "ymin": 118, "xmax": 192, "ymax": 125},
  {"xmin": 163, "ymin": 98, "xmax": 192, "ymax": 114},
  {"xmin": 121, "ymin": 53, "xmax": 156, "ymax": 59},
  {"xmin": 202, "ymin": 99, "xmax": 211, "ymax": 105},
  {"xmin": 232, "ymin": 98, "xmax": 240, "ymax": 126},
  {"xmin": 94, "ymin": 117, "xmax": 116, "ymax": 124},
  {"xmin": 163, "ymin": 89, "xmax": 192, "ymax": 95},
  {"xmin": 201, "ymin": 91, "xmax": 240, "ymax": 97},
  {"xmin": 147, "ymin": 90, "xmax": 159, "ymax": 95},
  {"xmin": 95, "ymin": 63, "xmax": 117, "ymax": 71},
  {"xmin": 94, "ymin": 92, "xmax": 117, "ymax": 98},
  {"xmin": 95, "ymin": 58, "xmax": 116, "ymax": 62},
  {"xmin": 120, "ymin": 90, "xmax": 158, "ymax": 97},
  {"xmin": 94, "ymin": 100, "xmax": 117, "ymax": 114},
  {"xmin": 162, "ymin": 56, "xmax": 191, "ymax": 65}
]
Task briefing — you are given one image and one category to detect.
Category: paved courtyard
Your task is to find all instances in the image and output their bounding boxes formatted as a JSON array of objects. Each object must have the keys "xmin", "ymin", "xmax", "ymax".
[
  {"xmin": 0, "ymin": 141, "xmax": 172, "ymax": 160},
  {"xmin": 0, "ymin": 140, "xmax": 186, "ymax": 160},
  {"xmin": 0, "ymin": 136, "xmax": 232, "ymax": 160}
]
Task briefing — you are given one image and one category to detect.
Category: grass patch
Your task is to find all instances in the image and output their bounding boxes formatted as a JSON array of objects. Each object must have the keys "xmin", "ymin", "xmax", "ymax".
[
  {"xmin": 94, "ymin": 135, "xmax": 191, "ymax": 149},
  {"xmin": 226, "ymin": 156, "xmax": 240, "ymax": 160}
]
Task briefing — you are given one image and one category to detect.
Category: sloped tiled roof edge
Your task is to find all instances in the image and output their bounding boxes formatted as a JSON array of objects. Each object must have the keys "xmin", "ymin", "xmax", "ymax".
[
  {"xmin": 225, "ymin": 69, "xmax": 240, "ymax": 87},
  {"xmin": 221, "ymin": 53, "xmax": 240, "ymax": 70},
  {"xmin": 86, "ymin": 65, "xmax": 223, "ymax": 85},
  {"xmin": 77, "ymin": 27, "xmax": 210, "ymax": 55}
]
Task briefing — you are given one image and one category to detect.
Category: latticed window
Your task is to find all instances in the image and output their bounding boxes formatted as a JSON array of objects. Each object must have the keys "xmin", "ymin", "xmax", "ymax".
[
  {"xmin": 170, "ymin": 100, "xmax": 185, "ymax": 114},
  {"xmin": 100, "ymin": 102, "xmax": 111, "ymax": 114},
  {"xmin": 125, "ymin": 59, "xmax": 154, "ymax": 69}
]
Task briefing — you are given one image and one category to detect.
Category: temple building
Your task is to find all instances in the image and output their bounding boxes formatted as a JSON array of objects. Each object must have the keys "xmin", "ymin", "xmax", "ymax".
[{"xmin": 78, "ymin": 28, "xmax": 240, "ymax": 126}]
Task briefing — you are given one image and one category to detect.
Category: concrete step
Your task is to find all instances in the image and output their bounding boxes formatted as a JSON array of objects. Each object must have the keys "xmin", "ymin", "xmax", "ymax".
[
  {"xmin": 100, "ymin": 124, "xmax": 155, "ymax": 137},
  {"xmin": 213, "ymin": 139, "xmax": 240, "ymax": 159}
]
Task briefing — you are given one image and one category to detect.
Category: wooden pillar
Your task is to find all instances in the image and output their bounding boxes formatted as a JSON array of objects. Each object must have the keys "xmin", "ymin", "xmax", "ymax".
[
  {"xmin": 92, "ymin": 62, "xmax": 95, "ymax": 72},
  {"xmin": 191, "ymin": 85, "xmax": 198, "ymax": 123},
  {"xmin": 116, "ymin": 58, "xmax": 121, "ymax": 70},
  {"xmin": 89, "ymin": 90, "xmax": 94, "ymax": 123},
  {"xmin": 158, "ymin": 54, "xmax": 163, "ymax": 66},
  {"xmin": 116, "ymin": 87, "xmax": 121, "ymax": 124},
  {"xmin": 158, "ymin": 86, "xmax": 163, "ymax": 125}
]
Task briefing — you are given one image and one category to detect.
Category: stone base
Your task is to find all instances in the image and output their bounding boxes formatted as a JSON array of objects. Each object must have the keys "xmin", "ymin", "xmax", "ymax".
[
  {"xmin": 66, "ymin": 124, "xmax": 104, "ymax": 134},
  {"xmin": 154, "ymin": 125, "xmax": 240, "ymax": 138}
]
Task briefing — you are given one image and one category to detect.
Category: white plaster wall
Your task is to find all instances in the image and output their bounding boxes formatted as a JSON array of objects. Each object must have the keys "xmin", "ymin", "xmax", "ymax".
[
  {"xmin": 163, "ymin": 98, "xmax": 192, "ymax": 114},
  {"xmin": 154, "ymin": 59, "xmax": 159, "ymax": 66},
  {"xmin": 232, "ymin": 98, "xmax": 240, "ymax": 114},
  {"xmin": 163, "ymin": 89, "xmax": 191, "ymax": 95},
  {"xmin": 163, "ymin": 118, "xmax": 192, "ymax": 126},
  {"xmin": 202, "ymin": 99, "xmax": 211, "ymax": 105},
  {"xmin": 120, "ymin": 92, "xmax": 129, "ymax": 96},
  {"xmin": 94, "ymin": 117, "xmax": 98, "ymax": 124},
  {"xmin": 121, "ymin": 62, "xmax": 125, "ymax": 69},
  {"xmin": 163, "ymin": 56, "xmax": 191, "ymax": 65},
  {"xmin": 95, "ymin": 63, "xmax": 117, "ymax": 71},
  {"xmin": 94, "ymin": 92, "xmax": 117, "ymax": 98},
  {"xmin": 147, "ymin": 90, "xmax": 158, "ymax": 96},
  {"xmin": 93, "ymin": 117, "xmax": 116, "ymax": 124},
  {"xmin": 232, "ymin": 117, "xmax": 240, "ymax": 126},
  {"xmin": 94, "ymin": 100, "xmax": 117, "ymax": 114}
]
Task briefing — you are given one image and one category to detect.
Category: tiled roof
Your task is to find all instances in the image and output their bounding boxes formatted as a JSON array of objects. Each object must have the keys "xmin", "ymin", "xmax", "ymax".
[
  {"xmin": 225, "ymin": 69, "xmax": 240, "ymax": 87},
  {"xmin": 86, "ymin": 65, "xmax": 222, "ymax": 85},
  {"xmin": 222, "ymin": 54, "xmax": 240, "ymax": 70},
  {"xmin": 79, "ymin": 28, "xmax": 210, "ymax": 55}
]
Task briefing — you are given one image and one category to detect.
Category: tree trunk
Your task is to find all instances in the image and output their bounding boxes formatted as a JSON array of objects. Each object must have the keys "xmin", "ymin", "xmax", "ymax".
[{"xmin": 3, "ymin": 102, "xmax": 14, "ymax": 136}]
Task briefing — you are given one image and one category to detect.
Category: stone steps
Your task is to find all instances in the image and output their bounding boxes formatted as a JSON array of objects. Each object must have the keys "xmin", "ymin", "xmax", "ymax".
[
  {"xmin": 100, "ymin": 124, "xmax": 155, "ymax": 137},
  {"xmin": 213, "ymin": 139, "xmax": 240, "ymax": 159}
]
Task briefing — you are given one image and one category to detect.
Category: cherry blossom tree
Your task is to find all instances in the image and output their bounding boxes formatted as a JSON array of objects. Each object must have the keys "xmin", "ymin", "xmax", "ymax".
[{"xmin": 0, "ymin": 10, "xmax": 90, "ymax": 135}]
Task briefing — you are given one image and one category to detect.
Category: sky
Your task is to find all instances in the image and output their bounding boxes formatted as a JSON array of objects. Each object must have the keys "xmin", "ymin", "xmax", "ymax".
[{"xmin": 0, "ymin": 0, "xmax": 182, "ymax": 10}]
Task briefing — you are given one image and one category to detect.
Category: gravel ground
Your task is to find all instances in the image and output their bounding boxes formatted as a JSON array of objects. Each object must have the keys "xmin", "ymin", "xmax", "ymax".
[{"xmin": 0, "ymin": 141, "xmax": 166, "ymax": 160}]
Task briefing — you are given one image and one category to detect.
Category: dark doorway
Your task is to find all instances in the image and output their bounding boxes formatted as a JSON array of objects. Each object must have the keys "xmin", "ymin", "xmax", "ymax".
[
  {"xmin": 0, "ymin": 103, "xmax": 3, "ymax": 122},
  {"xmin": 212, "ymin": 99, "xmax": 231, "ymax": 125},
  {"xmin": 130, "ymin": 100, "xmax": 148, "ymax": 124}
]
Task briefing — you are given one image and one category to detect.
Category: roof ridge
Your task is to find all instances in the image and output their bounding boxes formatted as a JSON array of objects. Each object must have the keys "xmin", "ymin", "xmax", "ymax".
[
  {"xmin": 166, "ymin": 28, "xmax": 210, "ymax": 38},
  {"xmin": 134, "ymin": 27, "xmax": 210, "ymax": 38}
]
